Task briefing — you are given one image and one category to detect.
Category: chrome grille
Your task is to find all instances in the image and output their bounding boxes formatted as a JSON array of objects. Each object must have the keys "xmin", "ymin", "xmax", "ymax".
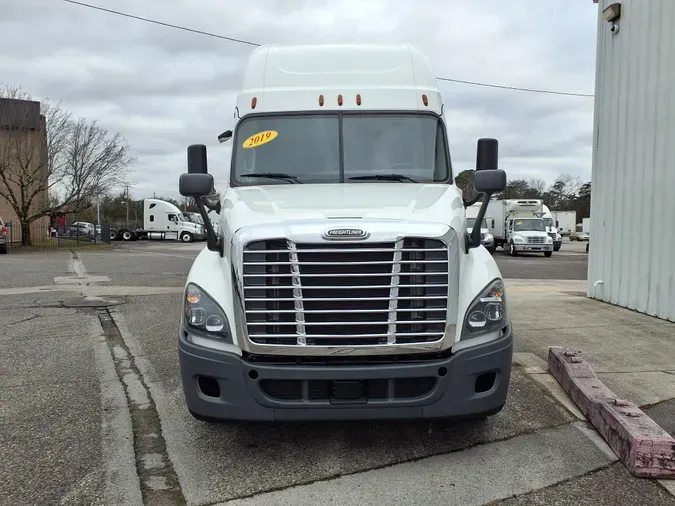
[
  {"xmin": 242, "ymin": 238, "xmax": 449, "ymax": 346},
  {"xmin": 548, "ymin": 232, "xmax": 557, "ymax": 240},
  {"xmin": 527, "ymin": 236, "xmax": 545, "ymax": 244}
]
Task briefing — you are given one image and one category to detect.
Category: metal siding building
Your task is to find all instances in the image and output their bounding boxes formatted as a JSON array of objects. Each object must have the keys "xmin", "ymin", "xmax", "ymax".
[{"xmin": 587, "ymin": 0, "xmax": 675, "ymax": 321}]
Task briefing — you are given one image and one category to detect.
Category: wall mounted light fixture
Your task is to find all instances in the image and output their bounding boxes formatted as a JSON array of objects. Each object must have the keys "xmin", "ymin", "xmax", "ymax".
[
  {"xmin": 602, "ymin": 2, "xmax": 621, "ymax": 34},
  {"xmin": 603, "ymin": 3, "xmax": 621, "ymax": 22}
]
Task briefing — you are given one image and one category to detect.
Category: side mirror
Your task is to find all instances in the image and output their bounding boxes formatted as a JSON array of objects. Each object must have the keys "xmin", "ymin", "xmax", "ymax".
[
  {"xmin": 466, "ymin": 137, "xmax": 506, "ymax": 252},
  {"xmin": 187, "ymin": 144, "xmax": 208, "ymax": 174},
  {"xmin": 476, "ymin": 138, "xmax": 499, "ymax": 171},
  {"xmin": 179, "ymin": 173, "xmax": 214, "ymax": 198},
  {"xmin": 218, "ymin": 130, "xmax": 233, "ymax": 144},
  {"xmin": 473, "ymin": 169, "xmax": 507, "ymax": 193}
]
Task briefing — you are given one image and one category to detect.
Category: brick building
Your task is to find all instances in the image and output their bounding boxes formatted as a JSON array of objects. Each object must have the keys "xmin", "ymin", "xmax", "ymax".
[{"xmin": 0, "ymin": 97, "xmax": 50, "ymax": 237}]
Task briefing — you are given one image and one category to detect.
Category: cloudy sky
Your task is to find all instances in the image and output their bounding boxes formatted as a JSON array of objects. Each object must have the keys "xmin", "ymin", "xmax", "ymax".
[{"xmin": 1, "ymin": 0, "xmax": 599, "ymax": 200}]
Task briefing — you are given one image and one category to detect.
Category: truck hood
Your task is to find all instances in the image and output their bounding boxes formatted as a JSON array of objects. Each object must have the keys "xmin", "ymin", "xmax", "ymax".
[
  {"xmin": 466, "ymin": 227, "xmax": 490, "ymax": 235},
  {"xmin": 181, "ymin": 222, "xmax": 203, "ymax": 232},
  {"xmin": 220, "ymin": 183, "xmax": 464, "ymax": 237}
]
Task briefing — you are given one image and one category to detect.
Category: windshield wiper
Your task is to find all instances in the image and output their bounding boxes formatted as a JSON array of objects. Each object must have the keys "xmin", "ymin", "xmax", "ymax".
[
  {"xmin": 240, "ymin": 173, "xmax": 301, "ymax": 184},
  {"xmin": 349, "ymin": 174, "xmax": 418, "ymax": 183}
]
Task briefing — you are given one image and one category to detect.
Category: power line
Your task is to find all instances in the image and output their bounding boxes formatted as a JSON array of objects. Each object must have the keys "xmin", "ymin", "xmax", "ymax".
[
  {"xmin": 62, "ymin": 0, "xmax": 259, "ymax": 46},
  {"xmin": 62, "ymin": 0, "xmax": 594, "ymax": 98},
  {"xmin": 435, "ymin": 77, "xmax": 593, "ymax": 97}
]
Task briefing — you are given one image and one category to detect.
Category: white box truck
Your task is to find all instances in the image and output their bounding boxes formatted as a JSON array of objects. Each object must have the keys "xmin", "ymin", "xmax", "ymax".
[
  {"xmin": 176, "ymin": 43, "xmax": 513, "ymax": 423},
  {"xmin": 487, "ymin": 199, "xmax": 554, "ymax": 257},
  {"xmin": 116, "ymin": 199, "xmax": 205, "ymax": 242}
]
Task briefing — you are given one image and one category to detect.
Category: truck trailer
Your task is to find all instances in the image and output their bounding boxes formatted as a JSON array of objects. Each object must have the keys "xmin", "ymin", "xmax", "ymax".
[
  {"xmin": 551, "ymin": 210, "xmax": 576, "ymax": 236},
  {"xmin": 176, "ymin": 43, "xmax": 513, "ymax": 423},
  {"xmin": 116, "ymin": 199, "xmax": 205, "ymax": 242}
]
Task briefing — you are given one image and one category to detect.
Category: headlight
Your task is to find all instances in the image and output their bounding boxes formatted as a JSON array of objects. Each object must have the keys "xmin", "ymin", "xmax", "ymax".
[
  {"xmin": 484, "ymin": 233, "xmax": 493, "ymax": 241},
  {"xmin": 183, "ymin": 283, "xmax": 232, "ymax": 342},
  {"xmin": 513, "ymin": 236, "xmax": 525, "ymax": 243},
  {"xmin": 556, "ymin": 234, "xmax": 561, "ymax": 241},
  {"xmin": 461, "ymin": 278, "xmax": 507, "ymax": 340}
]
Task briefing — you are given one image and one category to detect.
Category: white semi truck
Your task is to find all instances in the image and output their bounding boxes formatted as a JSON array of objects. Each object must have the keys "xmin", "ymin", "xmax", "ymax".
[
  {"xmin": 541, "ymin": 204, "xmax": 563, "ymax": 251},
  {"xmin": 116, "ymin": 199, "xmax": 205, "ymax": 242},
  {"xmin": 487, "ymin": 199, "xmax": 554, "ymax": 257},
  {"xmin": 466, "ymin": 202, "xmax": 496, "ymax": 254},
  {"xmin": 176, "ymin": 43, "xmax": 513, "ymax": 423}
]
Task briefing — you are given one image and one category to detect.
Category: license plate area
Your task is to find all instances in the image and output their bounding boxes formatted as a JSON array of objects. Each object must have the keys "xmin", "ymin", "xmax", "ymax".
[{"xmin": 330, "ymin": 380, "xmax": 367, "ymax": 404}]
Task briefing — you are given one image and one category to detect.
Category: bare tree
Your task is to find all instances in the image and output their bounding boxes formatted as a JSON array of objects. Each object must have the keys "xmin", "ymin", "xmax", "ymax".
[
  {"xmin": 0, "ymin": 84, "xmax": 134, "ymax": 245},
  {"xmin": 56, "ymin": 117, "xmax": 134, "ymax": 209},
  {"xmin": 527, "ymin": 177, "xmax": 547, "ymax": 196}
]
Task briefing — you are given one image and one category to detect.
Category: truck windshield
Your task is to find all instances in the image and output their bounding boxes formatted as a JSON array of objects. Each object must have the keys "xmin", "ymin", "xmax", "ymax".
[
  {"xmin": 513, "ymin": 219, "xmax": 546, "ymax": 232},
  {"xmin": 231, "ymin": 113, "xmax": 450, "ymax": 185},
  {"xmin": 466, "ymin": 218, "xmax": 487, "ymax": 229}
]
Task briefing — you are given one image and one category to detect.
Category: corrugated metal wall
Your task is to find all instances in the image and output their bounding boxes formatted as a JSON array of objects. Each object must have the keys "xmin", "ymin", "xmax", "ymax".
[{"xmin": 588, "ymin": 0, "xmax": 675, "ymax": 322}]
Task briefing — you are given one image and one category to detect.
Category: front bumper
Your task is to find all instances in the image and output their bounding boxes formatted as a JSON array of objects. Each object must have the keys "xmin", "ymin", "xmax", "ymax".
[
  {"xmin": 178, "ymin": 324, "xmax": 513, "ymax": 422},
  {"xmin": 513, "ymin": 243, "xmax": 553, "ymax": 252}
]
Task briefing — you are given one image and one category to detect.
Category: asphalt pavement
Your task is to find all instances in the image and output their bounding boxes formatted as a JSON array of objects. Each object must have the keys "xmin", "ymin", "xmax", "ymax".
[{"xmin": 1, "ymin": 240, "xmax": 673, "ymax": 506}]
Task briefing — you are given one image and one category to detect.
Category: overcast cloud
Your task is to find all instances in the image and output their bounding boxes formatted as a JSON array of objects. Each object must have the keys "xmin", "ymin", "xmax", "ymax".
[{"xmin": 1, "ymin": 0, "xmax": 598, "ymax": 199}]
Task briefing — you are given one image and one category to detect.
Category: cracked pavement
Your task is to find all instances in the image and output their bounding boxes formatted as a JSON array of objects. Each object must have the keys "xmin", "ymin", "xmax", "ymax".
[{"xmin": 1, "ymin": 243, "xmax": 673, "ymax": 505}]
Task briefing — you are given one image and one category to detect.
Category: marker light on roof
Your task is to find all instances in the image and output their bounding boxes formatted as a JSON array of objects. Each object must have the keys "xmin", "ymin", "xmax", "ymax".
[
  {"xmin": 356, "ymin": 94, "xmax": 362, "ymax": 106},
  {"xmin": 319, "ymin": 94, "xmax": 324, "ymax": 106},
  {"xmin": 422, "ymin": 94, "xmax": 429, "ymax": 106},
  {"xmin": 337, "ymin": 94, "xmax": 343, "ymax": 106},
  {"xmin": 251, "ymin": 97, "xmax": 257, "ymax": 109}
]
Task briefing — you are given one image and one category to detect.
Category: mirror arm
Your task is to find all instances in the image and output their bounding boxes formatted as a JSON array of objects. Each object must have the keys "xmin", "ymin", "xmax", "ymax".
[
  {"xmin": 463, "ymin": 193, "xmax": 482, "ymax": 208},
  {"xmin": 465, "ymin": 192, "xmax": 494, "ymax": 253},
  {"xmin": 196, "ymin": 198, "xmax": 221, "ymax": 254}
]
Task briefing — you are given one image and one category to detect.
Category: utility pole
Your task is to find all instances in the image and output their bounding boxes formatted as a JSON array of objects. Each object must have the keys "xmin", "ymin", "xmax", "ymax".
[{"xmin": 124, "ymin": 185, "xmax": 130, "ymax": 226}]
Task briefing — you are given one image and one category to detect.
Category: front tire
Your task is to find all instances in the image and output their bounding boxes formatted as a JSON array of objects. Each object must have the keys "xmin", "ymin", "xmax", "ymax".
[
  {"xmin": 509, "ymin": 242, "xmax": 517, "ymax": 256},
  {"xmin": 180, "ymin": 232, "xmax": 194, "ymax": 243},
  {"xmin": 121, "ymin": 230, "xmax": 134, "ymax": 241},
  {"xmin": 544, "ymin": 251, "xmax": 552, "ymax": 258}
]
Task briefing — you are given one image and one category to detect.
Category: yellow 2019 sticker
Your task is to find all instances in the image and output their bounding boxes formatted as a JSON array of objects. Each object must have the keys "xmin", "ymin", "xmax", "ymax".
[{"xmin": 242, "ymin": 130, "xmax": 278, "ymax": 149}]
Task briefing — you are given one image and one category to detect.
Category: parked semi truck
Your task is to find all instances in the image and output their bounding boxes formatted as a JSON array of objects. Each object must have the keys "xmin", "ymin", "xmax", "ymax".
[
  {"xmin": 466, "ymin": 202, "xmax": 496, "ymax": 254},
  {"xmin": 541, "ymin": 204, "xmax": 563, "ymax": 251},
  {"xmin": 116, "ymin": 199, "xmax": 205, "ymax": 242},
  {"xmin": 487, "ymin": 199, "xmax": 554, "ymax": 257},
  {"xmin": 176, "ymin": 43, "xmax": 513, "ymax": 423}
]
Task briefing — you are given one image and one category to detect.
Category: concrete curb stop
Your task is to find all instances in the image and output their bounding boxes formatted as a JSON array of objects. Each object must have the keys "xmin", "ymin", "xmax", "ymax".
[{"xmin": 548, "ymin": 346, "xmax": 675, "ymax": 479}]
